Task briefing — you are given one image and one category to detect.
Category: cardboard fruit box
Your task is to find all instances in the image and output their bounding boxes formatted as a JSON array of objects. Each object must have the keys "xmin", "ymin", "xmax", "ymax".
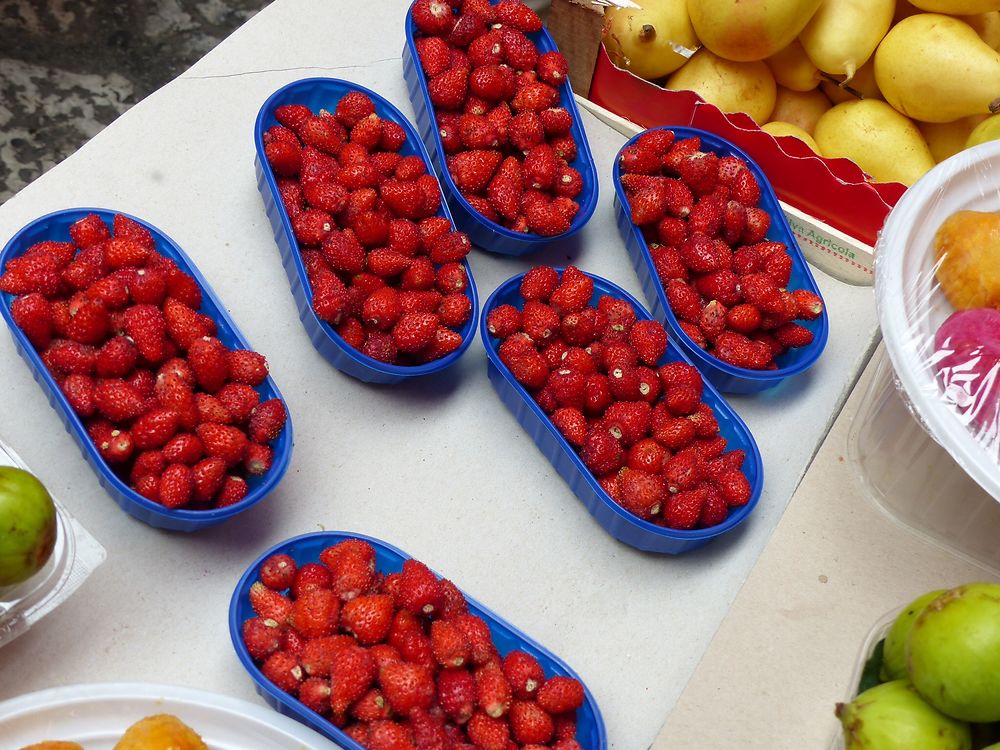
[{"xmin": 546, "ymin": 0, "xmax": 909, "ymax": 284}]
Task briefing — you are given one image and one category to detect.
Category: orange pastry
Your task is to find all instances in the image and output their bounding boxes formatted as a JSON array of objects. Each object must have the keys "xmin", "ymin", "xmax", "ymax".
[
  {"xmin": 113, "ymin": 714, "xmax": 208, "ymax": 750},
  {"xmin": 933, "ymin": 210, "xmax": 1000, "ymax": 310}
]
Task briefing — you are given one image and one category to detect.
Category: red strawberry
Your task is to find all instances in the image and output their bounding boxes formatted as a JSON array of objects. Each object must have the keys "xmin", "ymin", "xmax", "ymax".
[
  {"xmin": 69, "ymin": 214, "xmax": 111, "ymax": 248},
  {"xmin": 398, "ymin": 558, "xmax": 444, "ymax": 616},
  {"xmin": 664, "ymin": 450, "xmax": 703, "ymax": 493},
  {"xmin": 651, "ymin": 411, "xmax": 696, "ymax": 450},
  {"xmin": 618, "ymin": 468, "xmax": 666, "ymax": 519},
  {"xmin": 475, "ymin": 661, "xmax": 512, "ymax": 719},
  {"xmin": 726, "ymin": 304, "xmax": 762, "ymax": 334},
  {"xmin": 525, "ymin": 200, "xmax": 570, "ymax": 236},
  {"xmin": 11, "ymin": 293, "xmax": 54, "ymax": 348},
  {"xmin": 500, "ymin": 27, "xmax": 538, "ymax": 70},
  {"xmin": 619, "ymin": 143, "xmax": 661, "ymax": 176},
  {"xmin": 45, "ymin": 340, "xmax": 96, "ymax": 375},
  {"xmin": 580, "ymin": 428, "xmax": 624, "ymax": 475},
  {"xmin": 224, "ymin": 349, "xmax": 267, "ymax": 386},
  {"xmin": 350, "ymin": 687, "xmax": 391, "ymax": 722},
  {"xmin": 393, "ymin": 312, "xmax": 439, "ymax": 353},
  {"xmin": 187, "ymin": 455, "xmax": 224, "ymax": 502},
  {"xmin": 602, "ymin": 401, "xmax": 651, "ymax": 446},
  {"xmin": 467, "ymin": 711, "xmax": 509, "ymax": 750},
  {"xmin": 510, "ymin": 700, "xmax": 554, "ymax": 744},
  {"xmin": 242, "ymin": 616, "xmax": 283, "ymax": 660},
  {"xmin": 132, "ymin": 408, "xmax": 180, "ymax": 450},
  {"xmin": 321, "ymin": 232, "xmax": 366, "ymax": 274},
  {"xmin": 716, "ymin": 468, "xmax": 752, "ymax": 507},
  {"xmin": 429, "ymin": 231, "xmax": 472, "ymax": 264},
  {"xmin": 496, "ymin": 0, "xmax": 542, "ymax": 29},
  {"xmin": 732, "ymin": 168, "xmax": 761, "ymax": 205},
  {"xmin": 215, "ymin": 474, "xmax": 248, "ymax": 507},
  {"xmin": 62, "ymin": 374, "xmax": 97, "ymax": 417},
  {"xmin": 293, "ymin": 562, "xmax": 333, "ymax": 600},
  {"xmin": 742, "ymin": 206, "xmax": 771, "ymax": 243},
  {"xmin": 244, "ymin": 443, "xmax": 273, "ymax": 475},
  {"xmin": 537, "ymin": 675, "xmax": 585, "ymax": 714},
  {"xmin": 438, "ymin": 668, "xmax": 477, "ymax": 724},
  {"xmin": 487, "ymin": 158, "xmax": 523, "ymax": 221},
  {"xmin": 665, "ymin": 279, "xmax": 702, "ymax": 324},
  {"xmin": 694, "ymin": 269, "xmax": 742, "ymax": 307},
  {"xmin": 627, "ymin": 320, "xmax": 667, "ymax": 365},
  {"xmin": 512, "ymin": 82, "xmax": 559, "ymax": 112},
  {"xmin": 791, "ymin": 289, "xmax": 823, "ymax": 320},
  {"xmin": 503, "ymin": 651, "xmax": 545, "ymax": 700},
  {"xmin": 196, "ymin": 423, "xmax": 248, "ymax": 466},
  {"xmin": 438, "ymin": 293, "xmax": 472, "ymax": 327},
  {"xmin": 537, "ymin": 49, "xmax": 569, "ymax": 86},
  {"xmin": 159, "ymin": 463, "xmax": 193, "ymax": 508},
  {"xmin": 416, "ymin": 35, "xmax": 453, "ymax": 76},
  {"xmin": 430, "ymin": 618, "xmax": 470, "ymax": 668},
  {"xmin": 519, "ymin": 266, "xmax": 559, "ymax": 302},
  {"xmin": 290, "ymin": 587, "xmax": 340, "ymax": 639},
  {"xmin": 626, "ymin": 438, "xmax": 667, "ymax": 474},
  {"xmin": 452, "ymin": 613, "xmax": 496, "ymax": 665},
  {"xmin": 687, "ymin": 401, "xmax": 720, "ymax": 437},
  {"xmin": 661, "ymin": 486, "xmax": 708, "ymax": 529},
  {"xmin": 261, "ymin": 650, "xmax": 303, "ymax": 695},
  {"xmin": 298, "ymin": 677, "xmax": 332, "ymax": 716},
  {"xmin": 551, "ymin": 407, "xmax": 586, "ymax": 447},
  {"xmin": 522, "ymin": 145, "xmax": 558, "ymax": 191},
  {"xmin": 774, "ymin": 322, "xmax": 814, "ymax": 348},
  {"xmin": 380, "ymin": 661, "xmax": 436, "ymax": 714},
  {"xmin": 94, "ymin": 378, "xmax": 145, "ymax": 421},
  {"xmin": 429, "ymin": 66, "xmax": 469, "ymax": 111},
  {"xmin": 320, "ymin": 539, "xmax": 376, "ymax": 601},
  {"xmin": 549, "ymin": 268, "xmax": 593, "ymax": 315},
  {"xmin": 340, "ymin": 594, "xmax": 394, "ymax": 645},
  {"xmin": 249, "ymin": 399, "xmax": 287, "ymax": 443},
  {"xmin": 411, "ymin": 0, "xmax": 455, "ymax": 35},
  {"xmin": 186, "ymin": 336, "xmax": 229, "ymax": 393}
]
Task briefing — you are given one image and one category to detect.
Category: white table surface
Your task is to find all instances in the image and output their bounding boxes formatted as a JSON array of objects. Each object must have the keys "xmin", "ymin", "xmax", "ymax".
[{"xmin": 0, "ymin": 1, "xmax": 880, "ymax": 747}]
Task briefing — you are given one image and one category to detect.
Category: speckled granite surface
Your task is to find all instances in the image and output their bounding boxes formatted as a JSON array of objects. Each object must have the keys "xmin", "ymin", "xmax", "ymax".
[{"xmin": 0, "ymin": 0, "xmax": 269, "ymax": 201}]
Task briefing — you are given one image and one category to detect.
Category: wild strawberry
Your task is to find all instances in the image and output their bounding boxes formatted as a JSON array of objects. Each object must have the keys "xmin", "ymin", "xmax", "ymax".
[
  {"xmin": 664, "ymin": 449, "xmax": 703, "ymax": 493},
  {"xmin": 247, "ymin": 399, "xmax": 286, "ymax": 444},
  {"xmin": 724, "ymin": 303, "xmax": 760, "ymax": 334},
  {"xmin": 665, "ymin": 279, "xmax": 702, "ymax": 324},
  {"xmin": 380, "ymin": 661, "xmax": 436, "ymax": 714},
  {"xmin": 763, "ymin": 250, "xmax": 793, "ymax": 287},
  {"xmin": 244, "ymin": 443, "xmax": 273, "ymax": 475},
  {"xmin": 334, "ymin": 91, "xmax": 376, "ymax": 128},
  {"xmin": 624, "ymin": 319, "xmax": 665, "ymax": 366},
  {"xmin": 103, "ymin": 237, "xmax": 150, "ymax": 270},
  {"xmin": 10, "ymin": 293, "xmax": 53, "ymax": 349},
  {"xmin": 394, "ymin": 558, "xmax": 441, "ymax": 616},
  {"xmin": 428, "ymin": 618, "xmax": 469, "ymax": 668},
  {"xmin": 161, "ymin": 432, "xmax": 202, "ymax": 466},
  {"xmin": 92, "ymin": 378, "xmax": 143, "ymax": 421},
  {"xmin": 195, "ymin": 423, "xmax": 248, "ymax": 467},
  {"xmin": 400, "ymin": 290, "xmax": 443, "ymax": 315},
  {"xmin": 694, "ymin": 269, "xmax": 742, "ymax": 307},
  {"xmin": 61, "ymin": 374, "xmax": 97, "ymax": 417},
  {"xmin": 655, "ymin": 361, "xmax": 701, "ymax": 393},
  {"xmin": 123, "ymin": 303, "xmax": 166, "ymax": 363},
  {"xmin": 549, "ymin": 269, "xmax": 592, "ymax": 316},
  {"xmin": 742, "ymin": 206, "xmax": 771, "ymax": 243},
  {"xmin": 320, "ymin": 539, "xmax": 376, "ymax": 601},
  {"xmin": 361, "ymin": 330, "xmax": 397, "ymax": 364},
  {"xmin": 700, "ymin": 299, "xmax": 727, "ymax": 341},
  {"xmin": 521, "ymin": 144, "xmax": 559, "ymax": 191},
  {"xmin": 438, "ymin": 293, "xmax": 472, "ymax": 328},
  {"xmin": 156, "ymin": 463, "xmax": 192, "ymax": 508},
  {"xmin": 428, "ymin": 66, "xmax": 469, "ymax": 111},
  {"xmin": 264, "ymin": 138, "xmax": 302, "ymax": 177},
  {"xmin": 290, "ymin": 588, "xmax": 339, "ymax": 640},
  {"xmin": 186, "ymin": 456, "xmax": 224, "ymax": 502},
  {"xmin": 627, "ymin": 184, "xmax": 666, "ymax": 226},
  {"xmin": 602, "ymin": 401, "xmax": 651, "ymax": 446},
  {"xmin": 617, "ymin": 468, "xmax": 665, "ymax": 520},
  {"xmin": 65, "ymin": 214, "xmax": 108, "ymax": 249},
  {"xmin": 791, "ymin": 289, "xmax": 823, "ymax": 320},
  {"xmin": 627, "ymin": 438, "xmax": 667, "ymax": 474},
  {"xmin": 473, "ymin": 661, "xmax": 512, "ymax": 719},
  {"xmin": 715, "ymin": 468, "xmax": 752, "ymax": 507},
  {"xmin": 130, "ymin": 408, "xmax": 179, "ymax": 450},
  {"xmin": 261, "ymin": 650, "xmax": 303, "ymax": 695},
  {"xmin": 534, "ymin": 675, "xmax": 585, "ymax": 715},
  {"xmin": 215, "ymin": 475, "xmax": 250, "ymax": 508},
  {"xmin": 525, "ymin": 199, "xmax": 570, "ymax": 236},
  {"xmin": 774, "ymin": 321, "xmax": 814, "ymax": 349},
  {"xmin": 652, "ymin": 411, "xmax": 697, "ymax": 450},
  {"xmin": 508, "ymin": 700, "xmax": 554, "ymax": 744},
  {"xmin": 411, "ymin": 0, "xmax": 455, "ymax": 35},
  {"xmin": 662, "ymin": 486, "xmax": 708, "ymax": 530},
  {"xmin": 438, "ymin": 668, "xmax": 477, "ymax": 724},
  {"xmin": 741, "ymin": 273, "xmax": 784, "ymax": 316},
  {"xmin": 578, "ymin": 373, "xmax": 609, "ymax": 416},
  {"xmin": 679, "ymin": 232, "xmax": 723, "ymax": 274},
  {"xmin": 185, "ymin": 336, "xmax": 228, "ymax": 393},
  {"xmin": 447, "ymin": 149, "xmax": 502, "ymax": 193},
  {"xmin": 580, "ymin": 427, "xmax": 624, "ymax": 475},
  {"xmin": 731, "ymin": 168, "xmax": 761, "ymax": 205},
  {"xmin": 339, "ymin": 594, "xmax": 393, "ymax": 646},
  {"xmin": 500, "ymin": 26, "xmax": 538, "ymax": 70},
  {"xmin": 505, "ymin": 111, "xmax": 543, "ymax": 152},
  {"xmin": 273, "ymin": 103, "xmax": 310, "ymax": 130},
  {"xmin": 292, "ymin": 562, "xmax": 332, "ymax": 600},
  {"xmin": 619, "ymin": 143, "xmax": 660, "ymax": 175},
  {"xmin": 465, "ymin": 711, "xmax": 509, "ymax": 750},
  {"xmin": 44, "ymin": 339, "xmax": 95, "ymax": 376},
  {"xmin": 388, "ymin": 312, "xmax": 436, "ymax": 353},
  {"xmin": 84, "ymin": 273, "xmax": 129, "ymax": 311},
  {"xmin": 242, "ymin": 616, "xmax": 282, "ymax": 660},
  {"xmin": 296, "ymin": 678, "xmax": 331, "ymax": 716}
]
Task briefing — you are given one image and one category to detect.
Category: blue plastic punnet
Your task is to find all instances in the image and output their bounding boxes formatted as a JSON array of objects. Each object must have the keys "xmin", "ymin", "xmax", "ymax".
[
  {"xmin": 612, "ymin": 126, "xmax": 830, "ymax": 394},
  {"xmin": 255, "ymin": 77, "xmax": 479, "ymax": 385},
  {"xmin": 0, "ymin": 208, "xmax": 293, "ymax": 532},
  {"xmin": 229, "ymin": 531, "xmax": 608, "ymax": 749},
  {"xmin": 402, "ymin": 1, "xmax": 599, "ymax": 255},
  {"xmin": 481, "ymin": 269, "xmax": 763, "ymax": 554}
]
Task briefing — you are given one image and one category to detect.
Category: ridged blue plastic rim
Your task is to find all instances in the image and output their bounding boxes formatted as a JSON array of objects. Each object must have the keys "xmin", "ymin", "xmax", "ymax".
[
  {"xmin": 480, "ymin": 269, "xmax": 764, "ymax": 554},
  {"xmin": 612, "ymin": 126, "xmax": 830, "ymax": 395},
  {"xmin": 255, "ymin": 77, "xmax": 479, "ymax": 385},
  {"xmin": 401, "ymin": 0, "xmax": 600, "ymax": 256},
  {"xmin": 229, "ymin": 530, "xmax": 608, "ymax": 749},
  {"xmin": 0, "ymin": 208, "xmax": 293, "ymax": 532}
]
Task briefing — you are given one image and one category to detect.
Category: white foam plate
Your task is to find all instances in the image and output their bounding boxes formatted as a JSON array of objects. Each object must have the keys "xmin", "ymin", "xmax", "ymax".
[
  {"xmin": 876, "ymin": 139, "xmax": 1000, "ymax": 504},
  {"xmin": 0, "ymin": 683, "xmax": 343, "ymax": 749}
]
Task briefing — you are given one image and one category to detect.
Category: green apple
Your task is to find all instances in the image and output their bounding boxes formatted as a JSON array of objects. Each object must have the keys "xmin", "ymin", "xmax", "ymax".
[
  {"xmin": 0, "ymin": 466, "xmax": 57, "ymax": 586},
  {"xmin": 908, "ymin": 583, "xmax": 1000, "ymax": 723},
  {"xmin": 881, "ymin": 589, "xmax": 948, "ymax": 681},
  {"xmin": 836, "ymin": 680, "xmax": 971, "ymax": 750}
]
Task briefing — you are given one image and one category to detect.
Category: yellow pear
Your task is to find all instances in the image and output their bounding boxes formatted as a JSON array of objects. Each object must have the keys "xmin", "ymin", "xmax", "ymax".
[
  {"xmin": 688, "ymin": 0, "xmax": 823, "ymax": 62},
  {"xmin": 770, "ymin": 85, "xmax": 832, "ymax": 133},
  {"xmin": 908, "ymin": 0, "xmax": 1000, "ymax": 13},
  {"xmin": 603, "ymin": 1, "xmax": 699, "ymax": 80},
  {"xmin": 798, "ymin": 0, "xmax": 895, "ymax": 81},
  {"xmin": 766, "ymin": 40, "xmax": 822, "ymax": 91},
  {"xmin": 919, "ymin": 116, "xmax": 989, "ymax": 162},
  {"xmin": 762, "ymin": 121, "xmax": 822, "ymax": 152},
  {"xmin": 966, "ymin": 113, "xmax": 1000, "ymax": 147},
  {"xmin": 667, "ymin": 48, "xmax": 777, "ymax": 123},
  {"xmin": 962, "ymin": 12, "xmax": 1000, "ymax": 49},
  {"xmin": 874, "ymin": 14, "xmax": 1000, "ymax": 123},
  {"xmin": 813, "ymin": 99, "xmax": 935, "ymax": 185},
  {"xmin": 818, "ymin": 59, "xmax": 883, "ymax": 104}
]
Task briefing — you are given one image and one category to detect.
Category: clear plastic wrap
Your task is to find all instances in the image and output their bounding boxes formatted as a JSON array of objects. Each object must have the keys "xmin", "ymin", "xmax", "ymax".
[
  {"xmin": 875, "ymin": 139, "xmax": 1000, "ymax": 505},
  {"xmin": 0, "ymin": 438, "xmax": 105, "ymax": 648}
]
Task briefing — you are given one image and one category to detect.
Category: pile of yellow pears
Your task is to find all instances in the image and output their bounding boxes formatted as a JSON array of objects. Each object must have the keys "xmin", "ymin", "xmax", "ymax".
[{"xmin": 603, "ymin": 0, "xmax": 1000, "ymax": 186}]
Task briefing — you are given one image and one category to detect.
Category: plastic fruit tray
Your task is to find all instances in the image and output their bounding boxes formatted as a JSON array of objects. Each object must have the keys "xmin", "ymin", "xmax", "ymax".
[
  {"xmin": 229, "ymin": 530, "xmax": 608, "ymax": 749},
  {"xmin": 254, "ymin": 77, "xmax": 480, "ymax": 385},
  {"xmin": 480, "ymin": 268, "xmax": 764, "ymax": 554},
  {"xmin": 0, "ymin": 208, "xmax": 293, "ymax": 532},
  {"xmin": 612, "ymin": 125, "xmax": 829, "ymax": 394},
  {"xmin": 402, "ymin": 0, "xmax": 599, "ymax": 256}
]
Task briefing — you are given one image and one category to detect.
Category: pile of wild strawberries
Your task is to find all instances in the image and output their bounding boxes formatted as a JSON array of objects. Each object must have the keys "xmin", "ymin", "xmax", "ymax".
[
  {"xmin": 243, "ymin": 538, "xmax": 586, "ymax": 749},
  {"xmin": 0, "ymin": 213, "xmax": 288, "ymax": 510},
  {"xmin": 487, "ymin": 266, "xmax": 752, "ymax": 530},
  {"xmin": 411, "ymin": 0, "xmax": 584, "ymax": 237},
  {"xmin": 263, "ymin": 93, "xmax": 473, "ymax": 366},
  {"xmin": 618, "ymin": 128, "xmax": 824, "ymax": 371}
]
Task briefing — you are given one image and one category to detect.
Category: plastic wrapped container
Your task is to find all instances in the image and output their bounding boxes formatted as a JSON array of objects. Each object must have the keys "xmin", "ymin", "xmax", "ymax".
[
  {"xmin": 0, "ymin": 438, "xmax": 105, "ymax": 649},
  {"xmin": 402, "ymin": 1, "xmax": 599, "ymax": 255},
  {"xmin": 0, "ymin": 209, "xmax": 293, "ymax": 532},
  {"xmin": 876, "ymin": 140, "xmax": 1000, "ymax": 509},
  {"xmin": 480, "ymin": 269, "xmax": 763, "ymax": 554},
  {"xmin": 255, "ymin": 77, "xmax": 479, "ymax": 385},
  {"xmin": 848, "ymin": 347, "xmax": 1000, "ymax": 574},
  {"xmin": 612, "ymin": 126, "xmax": 829, "ymax": 394},
  {"xmin": 229, "ymin": 531, "xmax": 607, "ymax": 749}
]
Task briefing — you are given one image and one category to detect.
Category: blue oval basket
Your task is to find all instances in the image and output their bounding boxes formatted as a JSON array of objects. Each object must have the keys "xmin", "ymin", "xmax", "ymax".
[
  {"xmin": 229, "ymin": 530, "xmax": 608, "ymax": 749},
  {"xmin": 255, "ymin": 77, "xmax": 479, "ymax": 385},
  {"xmin": 402, "ymin": 0, "xmax": 599, "ymax": 255},
  {"xmin": 481, "ymin": 269, "xmax": 764, "ymax": 554},
  {"xmin": 612, "ymin": 126, "xmax": 830, "ymax": 395},
  {"xmin": 0, "ymin": 208, "xmax": 293, "ymax": 532}
]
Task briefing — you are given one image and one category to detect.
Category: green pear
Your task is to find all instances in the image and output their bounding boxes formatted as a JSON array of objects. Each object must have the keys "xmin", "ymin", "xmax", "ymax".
[
  {"xmin": 0, "ymin": 466, "xmax": 57, "ymax": 587},
  {"xmin": 836, "ymin": 680, "xmax": 972, "ymax": 750},
  {"xmin": 881, "ymin": 590, "xmax": 948, "ymax": 682},
  {"xmin": 688, "ymin": 0, "xmax": 822, "ymax": 62},
  {"xmin": 907, "ymin": 583, "xmax": 1000, "ymax": 723},
  {"xmin": 966, "ymin": 113, "xmax": 1000, "ymax": 148},
  {"xmin": 813, "ymin": 99, "xmax": 935, "ymax": 185},
  {"xmin": 874, "ymin": 14, "xmax": 1000, "ymax": 123}
]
